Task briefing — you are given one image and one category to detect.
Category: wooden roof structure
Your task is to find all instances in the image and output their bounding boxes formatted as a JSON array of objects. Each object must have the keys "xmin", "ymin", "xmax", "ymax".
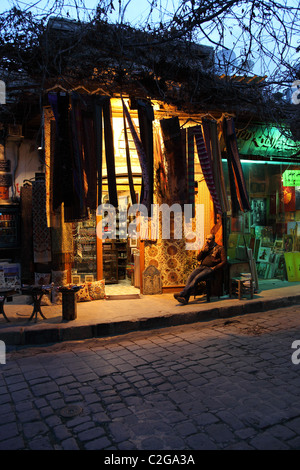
[{"xmin": 0, "ymin": 17, "xmax": 299, "ymax": 143}]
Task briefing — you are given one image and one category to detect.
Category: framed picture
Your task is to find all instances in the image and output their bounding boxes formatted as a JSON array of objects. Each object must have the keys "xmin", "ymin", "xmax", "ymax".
[
  {"xmin": 243, "ymin": 212, "xmax": 251, "ymax": 233},
  {"xmin": 283, "ymin": 234, "xmax": 294, "ymax": 252},
  {"xmin": 273, "ymin": 239, "xmax": 283, "ymax": 251},
  {"xmin": 287, "ymin": 221, "xmax": 300, "ymax": 237},
  {"xmin": 274, "ymin": 254, "xmax": 286, "ymax": 279},
  {"xmin": 85, "ymin": 275, "xmax": 94, "ymax": 283},
  {"xmin": 251, "ymin": 198, "xmax": 266, "ymax": 226},
  {"xmin": 129, "ymin": 237, "xmax": 137, "ymax": 247},
  {"xmin": 257, "ymin": 262, "xmax": 269, "ymax": 279},
  {"xmin": 257, "ymin": 246, "xmax": 271, "ymax": 263},
  {"xmin": 71, "ymin": 274, "xmax": 81, "ymax": 285}
]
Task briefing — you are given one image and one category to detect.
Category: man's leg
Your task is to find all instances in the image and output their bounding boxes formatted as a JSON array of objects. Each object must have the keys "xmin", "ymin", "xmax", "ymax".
[
  {"xmin": 174, "ymin": 267, "xmax": 213, "ymax": 304},
  {"xmin": 174, "ymin": 268, "xmax": 204, "ymax": 304},
  {"xmin": 181, "ymin": 267, "xmax": 213, "ymax": 298}
]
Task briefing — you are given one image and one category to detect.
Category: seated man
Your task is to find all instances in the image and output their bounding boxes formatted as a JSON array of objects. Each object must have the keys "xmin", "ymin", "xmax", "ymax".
[{"xmin": 174, "ymin": 233, "xmax": 226, "ymax": 304}]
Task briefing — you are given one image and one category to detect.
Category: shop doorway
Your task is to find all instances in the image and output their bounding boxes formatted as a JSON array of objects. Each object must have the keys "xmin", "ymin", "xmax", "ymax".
[
  {"xmin": 98, "ymin": 190, "xmax": 142, "ymax": 296},
  {"xmin": 101, "ymin": 238, "xmax": 141, "ymax": 297},
  {"xmin": 72, "ymin": 207, "xmax": 141, "ymax": 296}
]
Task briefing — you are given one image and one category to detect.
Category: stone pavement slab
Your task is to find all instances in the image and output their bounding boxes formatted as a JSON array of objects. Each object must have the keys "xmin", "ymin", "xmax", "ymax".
[
  {"xmin": 1, "ymin": 304, "xmax": 300, "ymax": 450},
  {"xmin": 0, "ymin": 280, "xmax": 300, "ymax": 345}
]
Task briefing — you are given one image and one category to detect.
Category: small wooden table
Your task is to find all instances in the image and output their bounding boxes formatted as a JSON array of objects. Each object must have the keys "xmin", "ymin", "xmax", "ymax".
[
  {"xmin": 21, "ymin": 286, "xmax": 52, "ymax": 322},
  {"xmin": 0, "ymin": 289, "xmax": 17, "ymax": 322}
]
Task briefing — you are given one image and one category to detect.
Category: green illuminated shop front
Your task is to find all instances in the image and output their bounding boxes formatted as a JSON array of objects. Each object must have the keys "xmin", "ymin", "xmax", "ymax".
[{"xmin": 223, "ymin": 122, "xmax": 300, "ymax": 284}]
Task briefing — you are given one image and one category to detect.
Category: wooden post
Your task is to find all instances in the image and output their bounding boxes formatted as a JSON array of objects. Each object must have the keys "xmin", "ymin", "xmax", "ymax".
[
  {"xmin": 139, "ymin": 240, "xmax": 145, "ymax": 294},
  {"xmin": 96, "ymin": 214, "xmax": 103, "ymax": 280}
]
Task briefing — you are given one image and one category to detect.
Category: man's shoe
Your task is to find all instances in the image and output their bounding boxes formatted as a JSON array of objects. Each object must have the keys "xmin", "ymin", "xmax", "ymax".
[{"xmin": 175, "ymin": 295, "xmax": 188, "ymax": 305}]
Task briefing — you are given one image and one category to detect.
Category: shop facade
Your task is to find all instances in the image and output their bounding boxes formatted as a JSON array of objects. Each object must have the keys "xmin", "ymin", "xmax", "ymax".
[
  {"xmin": 0, "ymin": 92, "xmax": 300, "ymax": 299},
  {"xmin": 224, "ymin": 123, "xmax": 300, "ymax": 285},
  {"xmin": 40, "ymin": 92, "xmax": 300, "ymax": 298},
  {"xmin": 42, "ymin": 94, "xmax": 222, "ymax": 296}
]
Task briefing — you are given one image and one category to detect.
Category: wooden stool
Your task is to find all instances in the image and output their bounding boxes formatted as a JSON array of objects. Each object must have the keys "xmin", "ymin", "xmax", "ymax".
[{"xmin": 230, "ymin": 277, "xmax": 254, "ymax": 300}]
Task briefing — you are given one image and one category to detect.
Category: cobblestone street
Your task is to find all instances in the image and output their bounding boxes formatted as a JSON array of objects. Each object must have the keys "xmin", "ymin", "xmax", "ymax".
[{"xmin": 1, "ymin": 304, "xmax": 300, "ymax": 451}]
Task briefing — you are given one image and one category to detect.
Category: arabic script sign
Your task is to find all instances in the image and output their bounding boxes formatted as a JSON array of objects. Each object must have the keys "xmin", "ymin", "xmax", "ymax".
[
  {"xmin": 236, "ymin": 125, "xmax": 300, "ymax": 158},
  {"xmin": 283, "ymin": 170, "xmax": 300, "ymax": 187}
]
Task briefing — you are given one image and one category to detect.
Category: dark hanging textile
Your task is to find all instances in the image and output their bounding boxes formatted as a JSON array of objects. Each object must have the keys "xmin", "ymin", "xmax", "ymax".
[
  {"xmin": 160, "ymin": 116, "xmax": 187, "ymax": 207},
  {"xmin": 153, "ymin": 125, "xmax": 169, "ymax": 205},
  {"xmin": 122, "ymin": 99, "xmax": 150, "ymax": 209},
  {"xmin": 48, "ymin": 92, "xmax": 87, "ymax": 222},
  {"xmin": 193, "ymin": 125, "xmax": 222, "ymax": 215},
  {"xmin": 48, "ymin": 93, "xmax": 74, "ymax": 210},
  {"xmin": 102, "ymin": 96, "xmax": 118, "ymax": 208},
  {"xmin": 81, "ymin": 95, "xmax": 98, "ymax": 209},
  {"xmin": 201, "ymin": 118, "xmax": 229, "ymax": 214},
  {"xmin": 223, "ymin": 117, "xmax": 251, "ymax": 216},
  {"xmin": 94, "ymin": 97, "xmax": 103, "ymax": 207},
  {"xmin": 66, "ymin": 93, "xmax": 88, "ymax": 221},
  {"xmin": 123, "ymin": 105, "xmax": 136, "ymax": 205},
  {"xmin": 208, "ymin": 119, "xmax": 229, "ymax": 214},
  {"xmin": 49, "ymin": 92, "xmax": 118, "ymax": 215},
  {"xmin": 137, "ymin": 100, "xmax": 154, "ymax": 210}
]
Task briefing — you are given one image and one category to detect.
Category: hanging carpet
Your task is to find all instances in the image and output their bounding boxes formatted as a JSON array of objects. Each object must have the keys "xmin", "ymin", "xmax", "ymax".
[
  {"xmin": 92, "ymin": 95, "xmax": 118, "ymax": 208},
  {"xmin": 48, "ymin": 93, "xmax": 74, "ymax": 211},
  {"xmin": 102, "ymin": 96, "xmax": 118, "ymax": 208},
  {"xmin": 48, "ymin": 92, "xmax": 88, "ymax": 222},
  {"xmin": 153, "ymin": 123, "xmax": 169, "ymax": 205},
  {"xmin": 32, "ymin": 176, "xmax": 52, "ymax": 263},
  {"xmin": 68, "ymin": 92, "xmax": 89, "ymax": 221},
  {"xmin": 136, "ymin": 99, "xmax": 154, "ymax": 211},
  {"xmin": 193, "ymin": 124, "xmax": 222, "ymax": 215},
  {"xmin": 94, "ymin": 97, "xmax": 103, "ymax": 207},
  {"xmin": 223, "ymin": 117, "xmax": 251, "ymax": 215},
  {"xmin": 122, "ymin": 99, "xmax": 150, "ymax": 210},
  {"xmin": 204, "ymin": 119, "xmax": 229, "ymax": 214},
  {"xmin": 48, "ymin": 93, "xmax": 118, "ymax": 219},
  {"xmin": 80, "ymin": 95, "xmax": 98, "ymax": 209},
  {"xmin": 123, "ymin": 102, "xmax": 136, "ymax": 206}
]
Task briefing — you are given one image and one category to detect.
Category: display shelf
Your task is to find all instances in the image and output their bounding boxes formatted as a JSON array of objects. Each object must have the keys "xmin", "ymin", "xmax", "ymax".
[
  {"xmin": 102, "ymin": 240, "xmax": 128, "ymax": 282},
  {"xmin": 0, "ymin": 205, "xmax": 20, "ymax": 249},
  {"xmin": 102, "ymin": 249, "xmax": 118, "ymax": 284},
  {"xmin": 73, "ymin": 212, "xmax": 97, "ymax": 278}
]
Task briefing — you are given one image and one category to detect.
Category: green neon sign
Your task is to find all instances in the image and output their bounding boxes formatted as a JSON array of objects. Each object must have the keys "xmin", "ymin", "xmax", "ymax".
[
  {"xmin": 236, "ymin": 125, "xmax": 300, "ymax": 157},
  {"xmin": 282, "ymin": 170, "xmax": 300, "ymax": 186}
]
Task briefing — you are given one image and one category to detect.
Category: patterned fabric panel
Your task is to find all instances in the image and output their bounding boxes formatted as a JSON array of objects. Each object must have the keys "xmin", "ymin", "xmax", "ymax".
[
  {"xmin": 76, "ymin": 283, "xmax": 91, "ymax": 302},
  {"xmin": 51, "ymin": 270, "xmax": 68, "ymax": 286},
  {"xmin": 145, "ymin": 239, "xmax": 196, "ymax": 287},
  {"xmin": 34, "ymin": 273, "xmax": 51, "ymax": 286},
  {"xmin": 87, "ymin": 280, "xmax": 105, "ymax": 300}
]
